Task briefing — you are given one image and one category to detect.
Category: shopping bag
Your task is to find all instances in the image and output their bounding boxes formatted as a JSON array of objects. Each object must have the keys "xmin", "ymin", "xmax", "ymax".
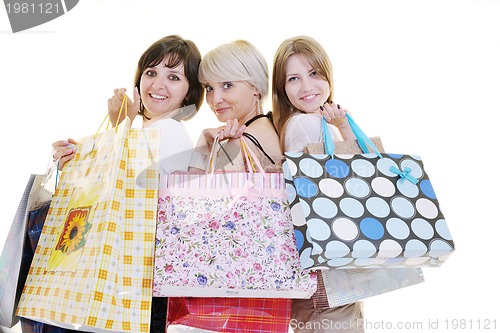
[
  {"xmin": 0, "ymin": 175, "xmax": 35, "ymax": 328},
  {"xmin": 283, "ymin": 115, "xmax": 454, "ymax": 269},
  {"xmin": 289, "ymin": 129, "xmax": 426, "ymax": 304},
  {"xmin": 322, "ymin": 268, "xmax": 424, "ymax": 307},
  {"xmin": 305, "ymin": 137, "xmax": 384, "ymax": 155},
  {"xmin": 166, "ymin": 297, "xmax": 291, "ymax": 333},
  {"xmin": 17, "ymin": 116, "xmax": 160, "ymax": 333},
  {"xmin": 153, "ymin": 136, "xmax": 316, "ymax": 298},
  {"xmin": 0, "ymin": 161, "xmax": 57, "ymax": 328}
]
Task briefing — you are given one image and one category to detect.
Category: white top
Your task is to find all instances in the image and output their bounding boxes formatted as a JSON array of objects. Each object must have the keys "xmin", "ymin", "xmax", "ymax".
[
  {"xmin": 144, "ymin": 117, "xmax": 193, "ymax": 174},
  {"xmin": 284, "ymin": 113, "xmax": 340, "ymax": 152}
]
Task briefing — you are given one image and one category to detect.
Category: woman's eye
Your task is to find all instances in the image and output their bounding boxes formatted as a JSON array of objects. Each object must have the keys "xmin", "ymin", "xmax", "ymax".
[
  {"xmin": 311, "ymin": 70, "xmax": 318, "ymax": 77},
  {"xmin": 287, "ymin": 76, "xmax": 298, "ymax": 82},
  {"xmin": 169, "ymin": 75, "xmax": 180, "ymax": 81},
  {"xmin": 205, "ymin": 86, "xmax": 213, "ymax": 92},
  {"xmin": 222, "ymin": 82, "xmax": 232, "ymax": 90},
  {"xmin": 145, "ymin": 70, "xmax": 156, "ymax": 77}
]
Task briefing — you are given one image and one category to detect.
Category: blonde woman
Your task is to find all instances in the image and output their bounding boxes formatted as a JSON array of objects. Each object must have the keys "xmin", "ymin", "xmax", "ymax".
[
  {"xmin": 190, "ymin": 39, "xmax": 282, "ymax": 172},
  {"xmin": 180, "ymin": 40, "xmax": 287, "ymax": 333}
]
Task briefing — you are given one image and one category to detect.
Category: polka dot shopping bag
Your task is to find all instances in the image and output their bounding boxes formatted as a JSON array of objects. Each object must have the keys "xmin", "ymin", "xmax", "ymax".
[{"xmin": 283, "ymin": 114, "xmax": 454, "ymax": 270}]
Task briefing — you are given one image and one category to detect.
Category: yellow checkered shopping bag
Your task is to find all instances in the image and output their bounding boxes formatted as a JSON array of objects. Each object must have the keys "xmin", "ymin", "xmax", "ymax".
[{"xmin": 17, "ymin": 117, "xmax": 160, "ymax": 333}]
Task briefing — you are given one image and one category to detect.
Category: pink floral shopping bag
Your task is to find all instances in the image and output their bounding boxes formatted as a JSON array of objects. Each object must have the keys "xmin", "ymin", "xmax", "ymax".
[{"xmin": 153, "ymin": 138, "xmax": 316, "ymax": 299}]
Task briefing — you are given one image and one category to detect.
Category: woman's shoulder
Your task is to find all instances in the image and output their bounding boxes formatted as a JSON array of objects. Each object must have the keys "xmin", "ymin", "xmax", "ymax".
[{"xmin": 242, "ymin": 113, "xmax": 277, "ymax": 141}]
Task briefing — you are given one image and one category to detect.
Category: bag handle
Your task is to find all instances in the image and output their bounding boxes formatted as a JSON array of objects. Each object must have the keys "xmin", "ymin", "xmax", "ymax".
[
  {"xmin": 207, "ymin": 132, "xmax": 266, "ymax": 175},
  {"xmin": 240, "ymin": 137, "xmax": 266, "ymax": 175},
  {"xmin": 242, "ymin": 132, "xmax": 275, "ymax": 165},
  {"xmin": 95, "ymin": 94, "xmax": 128, "ymax": 135},
  {"xmin": 207, "ymin": 131, "xmax": 223, "ymax": 174},
  {"xmin": 346, "ymin": 113, "xmax": 382, "ymax": 157},
  {"xmin": 44, "ymin": 154, "xmax": 60, "ymax": 192},
  {"xmin": 323, "ymin": 115, "xmax": 420, "ymax": 184},
  {"xmin": 321, "ymin": 117, "xmax": 336, "ymax": 157},
  {"xmin": 321, "ymin": 114, "xmax": 382, "ymax": 158},
  {"xmin": 80, "ymin": 95, "xmax": 128, "ymax": 157}
]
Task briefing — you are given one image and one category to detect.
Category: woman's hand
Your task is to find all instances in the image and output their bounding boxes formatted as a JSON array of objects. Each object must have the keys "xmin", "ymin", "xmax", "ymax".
[
  {"xmin": 52, "ymin": 138, "xmax": 77, "ymax": 170},
  {"xmin": 201, "ymin": 127, "xmax": 221, "ymax": 147},
  {"xmin": 202, "ymin": 119, "xmax": 246, "ymax": 145},
  {"xmin": 107, "ymin": 87, "xmax": 141, "ymax": 127},
  {"xmin": 320, "ymin": 101, "xmax": 356, "ymax": 140},
  {"xmin": 220, "ymin": 119, "xmax": 246, "ymax": 140},
  {"xmin": 320, "ymin": 101, "xmax": 349, "ymax": 127}
]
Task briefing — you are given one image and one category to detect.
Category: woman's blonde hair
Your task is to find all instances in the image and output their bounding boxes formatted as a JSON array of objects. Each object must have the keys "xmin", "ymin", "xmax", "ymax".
[
  {"xmin": 272, "ymin": 36, "xmax": 334, "ymax": 151},
  {"xmin": 199, "ymin": 40, "xmax": 269, "ymax": 102}
]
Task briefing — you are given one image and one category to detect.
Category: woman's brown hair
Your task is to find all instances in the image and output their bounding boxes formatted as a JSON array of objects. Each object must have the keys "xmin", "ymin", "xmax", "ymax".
[
  {"xmin": 134, "ymin": 35, "xmax": 204, "ymax": 120},
  {"xmin": 272, "ymin": 36, "xmax": 334, "ymax": 151}
]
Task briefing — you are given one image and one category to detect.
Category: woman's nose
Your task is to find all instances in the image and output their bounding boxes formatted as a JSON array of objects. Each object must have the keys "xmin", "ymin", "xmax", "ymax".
[
  {"xmin": 300, "ymin": 76, "xmax": 313, "ymax": 91},
  {"xmin": 212, "ymin": 89, "xmax": 224, "ymax": 104},
  {"xmin": 152, "ymin": 74, "xmax": 167, "ymax": 88}
]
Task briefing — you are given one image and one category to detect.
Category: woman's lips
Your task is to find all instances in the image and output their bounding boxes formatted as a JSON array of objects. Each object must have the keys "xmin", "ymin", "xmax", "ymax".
[
  {"xmin": 300, "ymin": 94, "xmax": 319, "ymax": 102},
  {"xmin": 215, "ymin": 107, "xmax": 230, "ymax": 114},
  {"xmin": 150, "ymin": 93, "xmax": 167, "ymax": 100}
]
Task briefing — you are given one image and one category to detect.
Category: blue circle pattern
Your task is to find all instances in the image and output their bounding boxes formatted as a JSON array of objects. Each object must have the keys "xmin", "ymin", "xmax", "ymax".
[
  {"xmin": 284, "ymin": 151, "xmax": 452, "ymax": 269},
  {"xmin": 294, "ymin": 229, "xmax": 304, "ymax": 251},
  {"xmin": 420, "ymin": 179, "xmax": 436, "ymax": 199},
  {"xmin": 293, "ymin": 177, "xmax": 318, "ymax": 198},
  {"xmin": 325, "ymin": 159, "xmax": 350, "ymax": 178},
  {"xmin": 360, "ymin": 218, "xmax": 385, "ymax": 240}
]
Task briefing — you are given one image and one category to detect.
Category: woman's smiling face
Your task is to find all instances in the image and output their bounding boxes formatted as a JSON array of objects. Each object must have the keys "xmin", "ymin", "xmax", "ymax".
[
  {"xmin": 204, "ymin": 80, "xmax": 259, "ymax": 124},
  {"xmin": 284, "ymin": 53, "xmax": 330, "ymax": 114},
  {"xmin": 140, "ymin": 55, "xmax": 189, "ymax": 119}
]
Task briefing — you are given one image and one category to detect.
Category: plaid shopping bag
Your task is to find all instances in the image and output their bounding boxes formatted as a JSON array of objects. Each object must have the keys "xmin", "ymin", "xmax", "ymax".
[
  {"xmin": 167, "ymin": 297, "xmax": 292, "ymax": 333},
  {"xmin": 17, "ymin": 117, "xmax": 160, "ymax": 333}
]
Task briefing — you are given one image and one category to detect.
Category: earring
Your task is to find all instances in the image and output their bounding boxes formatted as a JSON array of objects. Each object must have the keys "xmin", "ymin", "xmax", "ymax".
[{"xmin": 256, "ymin": 99, "xmax": 262, "ymax": 116}]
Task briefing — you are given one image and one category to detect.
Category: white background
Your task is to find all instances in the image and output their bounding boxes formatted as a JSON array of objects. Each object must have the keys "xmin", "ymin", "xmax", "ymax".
[{"xmin": 1, "ymin": 1, "xmax": 499, "ymax": 332}]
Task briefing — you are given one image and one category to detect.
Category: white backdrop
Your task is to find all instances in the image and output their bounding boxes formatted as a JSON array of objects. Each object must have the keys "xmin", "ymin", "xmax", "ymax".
[{"xmin": 1, "ymin": 1, "xmax": 499, "ymax": 332}]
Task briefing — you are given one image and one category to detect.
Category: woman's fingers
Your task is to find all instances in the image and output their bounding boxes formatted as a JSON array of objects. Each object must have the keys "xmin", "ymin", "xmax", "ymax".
[
  {"xmin": 222, "ymin": 120, "xmax": 244, "ymax": 139},
  {"xmin": 52, "ymin": 138, "xmax": 77, "ymax": 169},
  {"xmin": 320, "ymin": 101, "xmax": 350, "ymax": 129}
]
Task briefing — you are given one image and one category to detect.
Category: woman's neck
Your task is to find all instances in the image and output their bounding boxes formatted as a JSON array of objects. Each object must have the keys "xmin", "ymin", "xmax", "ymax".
[{"xmin": 239, "ymin": 107, "xmax": 261, "ymax": 127}]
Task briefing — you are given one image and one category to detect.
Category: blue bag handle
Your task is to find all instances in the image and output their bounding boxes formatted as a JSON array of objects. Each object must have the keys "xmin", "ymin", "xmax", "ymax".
[
  {"xmin": 321, "ymin": 117, "xmax": 335, "ymax": 157},
  {"xmin": 346, "ymin": 113, "xmax": 382, "ymax": 158},
  {"xmin": 321, "ymin": 114, "xmax": 382, "ymax": 158},
  {"xmin": 323, "ymin": 114, "xmax": 420, "ymax": 184}
]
